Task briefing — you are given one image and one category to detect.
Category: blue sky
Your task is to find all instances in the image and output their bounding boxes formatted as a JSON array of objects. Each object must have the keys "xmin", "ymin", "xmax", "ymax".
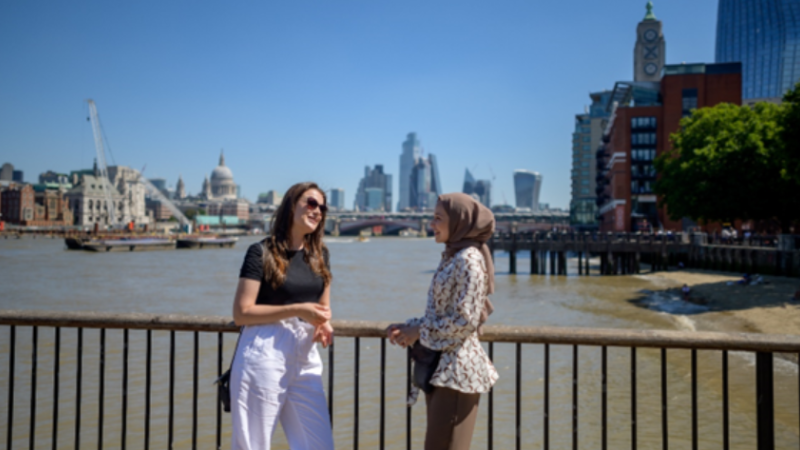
[{"xmin": 0, "ymin": 0, "xmax": 718, "ymax": 209}]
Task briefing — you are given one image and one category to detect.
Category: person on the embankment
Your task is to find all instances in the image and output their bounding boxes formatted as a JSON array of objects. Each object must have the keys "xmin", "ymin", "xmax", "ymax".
[
  {"xmin": 230, "ymin": 182, "xmax": 335, "ymax": 450},
  {"xmin": 387, "ymin": 193, "xmax": 499, "ymax": 450}
]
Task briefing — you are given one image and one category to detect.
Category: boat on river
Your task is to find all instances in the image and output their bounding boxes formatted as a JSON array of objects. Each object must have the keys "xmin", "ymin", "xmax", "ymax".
[
  {"xmin": 81, "ymin": 238, "xmax": 176, "ymax": 252},
  {"xmin": 176, "ymin": 236, "xmax": 238, "ymax": 249}
]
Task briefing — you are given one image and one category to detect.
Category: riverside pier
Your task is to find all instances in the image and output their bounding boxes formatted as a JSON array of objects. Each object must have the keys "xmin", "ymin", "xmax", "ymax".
[{"xmin": 490, "ymin": 231, "xmax": 800, "ymax": 278}]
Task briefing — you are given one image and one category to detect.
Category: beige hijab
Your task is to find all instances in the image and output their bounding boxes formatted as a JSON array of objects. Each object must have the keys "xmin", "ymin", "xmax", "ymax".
[{"xmin": 438, "ymin": 193, "xmax": 495, "ymax": 333}]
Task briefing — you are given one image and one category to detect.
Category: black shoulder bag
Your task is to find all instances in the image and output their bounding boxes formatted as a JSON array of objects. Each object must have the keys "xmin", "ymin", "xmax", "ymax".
[
  {"xmin": 410, "ymin": 341, "xmax": 442, "ymax": 394},
  {"xmin": 214, "ymin": 328, "xmax": 243, "ymax": 413}
]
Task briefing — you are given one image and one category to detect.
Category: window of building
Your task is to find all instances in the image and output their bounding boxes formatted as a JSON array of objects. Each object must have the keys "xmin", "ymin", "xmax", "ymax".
[
  {"xmin": 582, "ymin": 145, "xmax": 591, "ymax": 151},
  {"xmin": 583, "ymin": 136, "xmax": 591, "ymax": 142},
  {"xmin": 631, "ymin": 117, "xmax": 657, "ymax": 129},
  {"xmin": 581, "ymin": 188, "xmax": 589, "ymax": 194},
  {"xmin": 682, "ymin": 88, "xmax": 698, "ymax": 117}
]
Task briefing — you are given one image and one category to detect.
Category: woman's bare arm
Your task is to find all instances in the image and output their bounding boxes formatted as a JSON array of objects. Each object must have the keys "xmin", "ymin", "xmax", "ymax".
[{"xmin": 232, "ymin": 278, "xmax": 330, "ymax": 326}]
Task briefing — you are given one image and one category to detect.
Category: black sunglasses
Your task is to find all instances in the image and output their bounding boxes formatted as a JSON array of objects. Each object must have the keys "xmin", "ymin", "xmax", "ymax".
[{"xmin": 305, "ymin": 197, "xmax": 328, "ymax": 213}]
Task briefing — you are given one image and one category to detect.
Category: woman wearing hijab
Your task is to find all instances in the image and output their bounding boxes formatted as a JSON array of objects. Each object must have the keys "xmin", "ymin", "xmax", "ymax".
[{"xmin": 387, "ymin": 193, "xmax": 499, "ymax": 450}]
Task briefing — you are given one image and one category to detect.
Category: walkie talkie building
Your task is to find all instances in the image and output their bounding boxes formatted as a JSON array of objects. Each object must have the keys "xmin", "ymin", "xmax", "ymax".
[{"xmin": 715, "ymin": 0, "xmax": 800, "ymax": 101}]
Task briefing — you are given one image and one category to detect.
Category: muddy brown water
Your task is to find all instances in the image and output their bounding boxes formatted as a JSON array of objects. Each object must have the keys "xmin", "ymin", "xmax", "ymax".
[{"xmin": 0, "ymin": 235, "xmax": 798, "ymax": 449}]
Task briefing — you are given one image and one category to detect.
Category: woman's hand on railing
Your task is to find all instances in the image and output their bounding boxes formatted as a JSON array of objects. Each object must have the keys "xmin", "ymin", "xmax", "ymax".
[
  {"xmin": 386, "ymin": 324, "xmax": 419, "ymax": 348},
  {"xmin": 314, "ymin": 321, "xmax": 334, "ymax": 348},
  {"xmin": 298, "ymin": 303, "xmax": 331, "ymax": 327}
]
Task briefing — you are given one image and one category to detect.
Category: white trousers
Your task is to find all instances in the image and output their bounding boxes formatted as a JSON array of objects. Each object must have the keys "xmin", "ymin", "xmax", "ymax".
[{"xmin": 231, "ymin": 318, "xmax": 334, "ymax": 450}]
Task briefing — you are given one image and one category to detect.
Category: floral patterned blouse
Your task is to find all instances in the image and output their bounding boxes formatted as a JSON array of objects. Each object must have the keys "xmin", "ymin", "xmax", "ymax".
[{"xmin": 405, "ymin": 247, "xmax": 499, "ymax": 405}]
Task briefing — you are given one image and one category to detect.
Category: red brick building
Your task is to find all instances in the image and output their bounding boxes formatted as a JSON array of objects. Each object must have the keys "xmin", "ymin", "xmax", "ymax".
[
  {"xmin": 1, "ymin": 184, "xmax": 35, "ymax": 224},
  {"xmin": 597, "ymin": 62, "xmax": 742, "ymax": 232},
  {"xmin": 0, "ymin": 184, "xmax": 73, "ymax": 226}
]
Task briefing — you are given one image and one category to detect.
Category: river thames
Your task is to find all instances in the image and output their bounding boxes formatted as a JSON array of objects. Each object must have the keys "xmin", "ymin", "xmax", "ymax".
[{"xmin": 1, "ymin": 235, "xmax": 798, "ymax": 449}]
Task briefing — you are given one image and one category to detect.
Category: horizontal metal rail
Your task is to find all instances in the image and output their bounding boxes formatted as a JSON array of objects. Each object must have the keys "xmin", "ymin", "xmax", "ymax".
[{"xmin": 2, "ymin": 309, "xmax": 800, "ymax": 352}]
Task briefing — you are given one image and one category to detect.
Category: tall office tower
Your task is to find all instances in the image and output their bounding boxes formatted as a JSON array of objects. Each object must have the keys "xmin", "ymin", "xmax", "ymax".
[
  {"xmin": 513, "ymin": 170, "xmax": 543, "ymax": 210},
  {"xmin": 398, "ymin": 133, "xmax": 421, "ymax": 211},
  {"xmin": 570, "ymin": 91, "xmax": 612, "ymax": 226},
  {"xmin": 329, "ymin": 188, "xmax": 345, "ymax": 210},
  {"xmin": 409, "ymin": 154, "xmax": 442, "ymax": 211},
  {"xmin": 634, "ymin": 1, "xmax": 666, "ymax": 82},
  {"xmin": 716, "ymin": 0, "xmax": 800, "ymax": 102},
  {"xmin": 462, "ymin": 168, "xmax": 492, "ymax": 208},
  {"xmin": 354, "ymin": 165, "xmax": 392, "ymax": 211}
]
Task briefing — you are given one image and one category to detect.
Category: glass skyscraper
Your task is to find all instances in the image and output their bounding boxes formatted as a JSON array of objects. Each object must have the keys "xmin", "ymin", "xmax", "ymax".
[
  {"xmin": 715, "ymin": 0, "xmax": 800, "ymax": 100},
  {"xmin": 513, "ymin": 170, "xmax": 542, "ymax": 211}
]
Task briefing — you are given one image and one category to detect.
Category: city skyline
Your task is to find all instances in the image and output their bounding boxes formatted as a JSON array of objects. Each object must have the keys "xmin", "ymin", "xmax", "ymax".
[{"xmin": 0, "ymin": 1, "xmax": 719, "ymax": 208}]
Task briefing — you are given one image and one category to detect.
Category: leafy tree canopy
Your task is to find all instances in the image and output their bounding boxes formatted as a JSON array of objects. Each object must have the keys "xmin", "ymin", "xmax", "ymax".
[{"xmin": 654, "ymin": 101, "xmax": 795, "ymax": 229}]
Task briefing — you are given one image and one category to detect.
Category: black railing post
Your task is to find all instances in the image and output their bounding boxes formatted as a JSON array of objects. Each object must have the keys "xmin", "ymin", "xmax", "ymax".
[
  {"xmin": 122, "ymin": 328, "xmax": 128, "ymax": 450},
  {"xmin": 98, "ymin": 328, "xmax": 105, "ymax": 450},
  {"xmin": 756, "ymin": 352, "xmax": 774, "ymax": 450},
  {"xmin": 52, "ymin": 327, "xmax": 60, "ymax": 450},
  {"xmin": 6, "ymin": 325, "xmax": 14, "ymax": 450},
  {"xmin": 29, "ymin": 326, "xmax": 38, "ymax": 450},
  {"xmin": 354, "ymin": 337, "xmax": 360, "ymax": 450},
  {"xmin": 75, "ymin": 328, "xmax": 83, "ymax": 450}
]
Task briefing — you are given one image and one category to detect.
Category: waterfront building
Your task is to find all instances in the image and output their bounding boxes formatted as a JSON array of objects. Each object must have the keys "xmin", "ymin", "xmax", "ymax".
[
  {"xmin": 203, "ymin": 151, "xmax": 237, "ymax": 201},
  {"xmin": 596, "ymin": 62, "xmax": 742, "ymax": 232},
  {"xmin": 409, "ymin": 155, "xmax": 442, "ymax": 211},
  {"xmin": 39, "ymin": 171, "xmax": 70, "ymax": 186},
  {"xmin": 397, "ymin": 133, "xmax": 421, "ymax": 211},
  {"xmin": 1, "ymin": 184, "xmax": 34, "ymax": 223},
  {"xmin": 634, "ymin": 2, "xmax": 666, "ymax": 83},
  {"xmin": 65, "ymin": 163, "xmax": 150, "ymax": 226},
  {"xmin": 364, "ymin": 188, "xmax": 385, "ymax": 211},
  {"xmin": 145, "ymin": 199, "xmax": 173, "ymax": 221},
  {"xmin": 462, "ymin": 168, "xmax": 492, "ymax": 208},
  {"xmin": 257, "ymin": 190, "xmax": 283, "ymax": 206},
  {"xmin": 329, "ymin": 188, "xmax": 345, "ymax": 211},
  {"xmin": 207, "ymin": 199, "xmax": 249, "ymax": 221},
  {"xmin": 175, "ymin": 175, "xmax": 186, "ymax": 200},
  {"xmin": 0, "ymin": 183, "xmax": 73, "ymax": 226},
  {"xmin": 0, "ymin": 163, "xmax": 14, "ymax": 182},
  {"xmin": 355, "ymin": 165, "xmax": 392, "ymax": 212},
  {"xmin": 513, "ymin": 170, "xmax": 543, "ymax": 211},
  {"xmin": 12, "ymin": 170, "xmax": 23, "ymax": 183},
  {"xmin": 716, "ymin": 0, "xmax": 800, "ymax": 102}
]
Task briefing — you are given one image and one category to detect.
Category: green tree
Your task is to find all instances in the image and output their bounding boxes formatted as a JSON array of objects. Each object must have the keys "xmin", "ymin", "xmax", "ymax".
[
  {"xmin": 654, "ymin": 101, "xmax": 797, "ymax": 231},
  {"xmin": 780, "ymin": 81, "xmax": 800, "ymax": 186}
]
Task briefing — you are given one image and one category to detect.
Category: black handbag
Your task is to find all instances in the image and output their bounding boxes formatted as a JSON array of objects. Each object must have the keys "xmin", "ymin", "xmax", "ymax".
[
  {"xmin": 214, "ymin": 328, "xmax": 243, "ymax": 413},
  {"xmin": 410, "ymin": 341, "xmax": 442, "ymax": 394}
]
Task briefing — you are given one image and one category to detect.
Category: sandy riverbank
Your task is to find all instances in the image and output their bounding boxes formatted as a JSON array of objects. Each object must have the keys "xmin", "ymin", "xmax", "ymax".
[{"xmin": 639, "ymin": 269, "xmax": 800, "ymax": 336}]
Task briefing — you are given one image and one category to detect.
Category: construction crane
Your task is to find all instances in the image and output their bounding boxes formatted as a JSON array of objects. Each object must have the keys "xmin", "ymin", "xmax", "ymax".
[
  {"xmin": 87, "ymin": 99, "xmax": 192, "ymax": 233},
  {"xmin": 86, "ymin": 99, "xmax": 118, "ymax": 227},
  {"xmin": 132, "ymin": 169, "xmax": 192, "ymax": 233}
]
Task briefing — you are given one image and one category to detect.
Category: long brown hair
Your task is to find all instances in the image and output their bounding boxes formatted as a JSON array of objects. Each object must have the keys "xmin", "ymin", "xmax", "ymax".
[{"xmin": 262, "ymin": 182, "xmax": 332, "ymax": 289}]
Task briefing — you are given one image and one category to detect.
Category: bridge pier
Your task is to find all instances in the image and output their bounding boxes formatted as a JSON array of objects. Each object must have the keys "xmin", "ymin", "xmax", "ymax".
[
  {"xmin": 540, "ymin": 251, "xmax": 547, "ymax": 275},
  {"xmin": 331, "ymin": 218, "xmax": 341, "ymax": 237},
  {"xmin": 419, "ymin": 219, "xmax": 428, "ymax": 238},
  {"xmin": 549, "ymin": 251, "xmax": 556, "ymax": 275},
  {"xmin": 531, "ymin": 250, "xmax": 538, "ymax": 275},
  {"xmin": 578, "ymin": 252, "xmax": 583, "ymax": 275}
]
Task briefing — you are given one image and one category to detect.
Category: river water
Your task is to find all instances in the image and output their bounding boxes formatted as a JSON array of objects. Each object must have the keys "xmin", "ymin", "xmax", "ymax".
[{"xmin": 0, "ymin": 235, "xmax": 798, "ymax": 449}]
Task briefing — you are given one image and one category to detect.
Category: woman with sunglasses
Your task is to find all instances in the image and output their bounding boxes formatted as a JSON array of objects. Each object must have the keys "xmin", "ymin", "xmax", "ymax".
[{"xmin": 230, "ymin": 182, "xmax": 334, "ymax": 450}]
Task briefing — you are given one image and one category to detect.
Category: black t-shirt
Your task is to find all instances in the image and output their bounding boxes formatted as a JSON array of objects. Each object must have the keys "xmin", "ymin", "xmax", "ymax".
[{"xmin": 239, "ymin": 241, "xmax": 330, "ymax": 306}]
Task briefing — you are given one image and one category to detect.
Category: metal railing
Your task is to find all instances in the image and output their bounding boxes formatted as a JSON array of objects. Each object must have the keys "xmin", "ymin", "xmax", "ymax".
[{"xmin": 2, "ymin": 310, "xmax": 800, "ymax": 449}]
